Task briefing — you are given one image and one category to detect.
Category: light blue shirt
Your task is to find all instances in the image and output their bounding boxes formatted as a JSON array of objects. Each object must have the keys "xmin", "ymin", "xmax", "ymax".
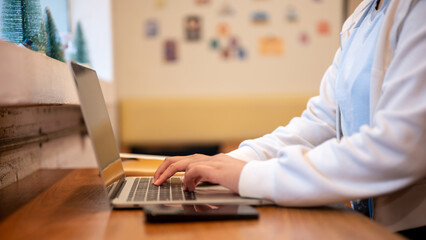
[{"xmin": 336, "ymin": 0, "xmax": 390, "ymax": 137}]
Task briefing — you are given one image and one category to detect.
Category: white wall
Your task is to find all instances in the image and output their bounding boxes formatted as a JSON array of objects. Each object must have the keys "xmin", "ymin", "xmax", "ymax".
[
  {"xmin": 113, "ymin": 0, "xmax": 342, "ymax": 99},
  {"xmin": 68, "ymin": 0, "xmax": 119, "ymax": 141},
  {"xmin": 68, "ymin": 0, "xmax": 113, "ymax": 82}
]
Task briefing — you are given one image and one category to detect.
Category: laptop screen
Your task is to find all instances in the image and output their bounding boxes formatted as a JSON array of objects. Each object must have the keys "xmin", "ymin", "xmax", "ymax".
[{"xmin": 70, "ymin": 62, "xmax": 125, "ymax": 193}]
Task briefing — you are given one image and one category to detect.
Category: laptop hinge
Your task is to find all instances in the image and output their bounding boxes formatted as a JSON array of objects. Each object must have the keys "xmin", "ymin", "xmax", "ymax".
[{"xmin": 109, "ymin": 178, "xmax": 126, "ymax": 199}]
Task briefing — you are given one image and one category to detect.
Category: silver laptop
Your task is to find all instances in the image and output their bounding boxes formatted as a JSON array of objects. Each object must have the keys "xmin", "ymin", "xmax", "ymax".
[{"xmin": 69, "ymin": 61, "xmax": 271, "ymax": 208}]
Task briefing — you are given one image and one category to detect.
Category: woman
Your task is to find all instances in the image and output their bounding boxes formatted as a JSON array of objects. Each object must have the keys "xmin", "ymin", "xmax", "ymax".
[{"xmin": 153, "ymin": 0, "xmax": 426, "ymax": 235}]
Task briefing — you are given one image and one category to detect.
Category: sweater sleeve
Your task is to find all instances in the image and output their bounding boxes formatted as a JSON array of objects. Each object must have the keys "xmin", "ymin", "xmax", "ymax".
[
  {"xmin": 227, "ymin": 47, "xmax": 340, "ymax": 162},
  {"xmin": 238, "ymin": 1, "xmax": 426, "ymax": 206}
]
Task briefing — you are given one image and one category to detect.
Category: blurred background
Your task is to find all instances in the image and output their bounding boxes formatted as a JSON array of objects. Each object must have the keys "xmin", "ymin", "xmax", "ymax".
[{"xmin": 0, "ymin": 0, "xmax": 362, "ymax": 156}]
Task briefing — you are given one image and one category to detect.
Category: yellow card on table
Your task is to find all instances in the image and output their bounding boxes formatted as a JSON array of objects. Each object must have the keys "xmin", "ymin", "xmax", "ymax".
[{"xmin": 121, "ymin": 156, "xmax": 184, "ymax": 177}]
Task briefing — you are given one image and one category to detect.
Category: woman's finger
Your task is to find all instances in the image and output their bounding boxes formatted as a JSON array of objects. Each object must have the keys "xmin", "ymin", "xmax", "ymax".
[
  {"xmin": 154, "ymin": 154, "xmax": 209, "ymax": 185},
  {"xmin": 183, "ymin": 165, "xmax": 214, "ymax": 191},
  {"xmin": 153, "ymin": 156, "xmax": 183, "ymax": 182},
  {"xmin": 153, "ymin": 159, "xmax": 190, "ymax": 185}
]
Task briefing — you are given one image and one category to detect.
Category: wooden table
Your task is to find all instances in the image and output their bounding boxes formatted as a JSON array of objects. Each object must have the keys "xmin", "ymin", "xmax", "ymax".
[{"xmin": 0, "ymin": 169, "xmax": 405, "ymax": 240}]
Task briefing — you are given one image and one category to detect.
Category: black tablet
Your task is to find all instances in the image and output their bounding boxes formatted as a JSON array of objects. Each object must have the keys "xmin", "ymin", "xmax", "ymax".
[{"xmin": 143, "ymin": 204, "xmax": 259, "ymax": 223}]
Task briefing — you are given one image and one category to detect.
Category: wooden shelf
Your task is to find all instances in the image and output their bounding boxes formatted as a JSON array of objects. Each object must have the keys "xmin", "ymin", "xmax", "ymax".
[
  {"xmin": 0, "ymin": 41, "xmax": 97, "ymax": 189},
  {"xmin": 0, "ymin": 40, "xmax": 78, "ymax": 106}
]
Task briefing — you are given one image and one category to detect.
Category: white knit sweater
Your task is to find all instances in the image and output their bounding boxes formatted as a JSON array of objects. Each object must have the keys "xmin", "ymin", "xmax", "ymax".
[{"xmin": 228, "ymin": 0, "xmax": 426, "ymax": 231}]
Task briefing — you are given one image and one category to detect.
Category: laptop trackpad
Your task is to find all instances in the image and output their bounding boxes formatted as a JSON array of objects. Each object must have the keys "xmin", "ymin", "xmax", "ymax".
[{"xmin": 195, "ymin": 184, "xmax": 241, "ymax": 200}]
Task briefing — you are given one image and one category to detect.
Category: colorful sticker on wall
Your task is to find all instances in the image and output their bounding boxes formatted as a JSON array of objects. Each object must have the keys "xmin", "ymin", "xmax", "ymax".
[
  {"xmin": 209, "ymin": 35, "xmax": 247, "ymax": 60},
  {"xmin": 229, "ymin": 37, "xmax": 238, "ymax": 48},
  {"xmin": 216, "ymin": 23, "xmax": 231, "ymax": 37},
  {"xmin": 221, "ymin": 47, "xmax": 231, "ymax": 59},
  {"xmin": 236, "ymin": 47, "xmax": 247, "ymax": 59},
  {"xmin": 145, "ymin": 20, "xmax": 158, "ymax": 38},
  {"xmin": 155, "ymin": 0, "xmax": 166, "ymax": 9},
  {"xmin": 299, "ymin": 32, "xmax": 310, "ymax": 45},
  {"xmin": 195, "ymin": 0, "xmax": 210, "ymax": 5},
  {"xmin": 219, "ymin": 3, "xmax": 235, "ymax": 16},
  {"xmin": 251, "ymin": 12, "xmax": 269, "ymax": 25},
  {"xmin": 286, "ymin": 6, "xmax": 299, "ymax": 23},
  {"xmin": 259, "ymin": 37, "xmax": 284, "ymax": 56},
  {"xmin": 185, "ymin": 16, "xmax": 202, "ymax": 41},
  {"xmin": 220, "ymin": 37, "xmax": 238, "ymax": 60},
  {"xmin": 317, "ymin": 20, "xmax": 331, "ymax": 36},
  {"xmin": 164, "ymin": 40, "xmax": 177, "ymax": 62},
  {"xmin": 210, "ymin": 38, "xmax": 219, "ymax": 49}
]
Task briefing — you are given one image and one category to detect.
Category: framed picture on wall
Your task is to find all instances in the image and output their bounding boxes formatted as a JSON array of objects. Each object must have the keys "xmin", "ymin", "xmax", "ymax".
[{"xmin": 185, "ymin": 16, "xmax": 202, "ymax": 41}]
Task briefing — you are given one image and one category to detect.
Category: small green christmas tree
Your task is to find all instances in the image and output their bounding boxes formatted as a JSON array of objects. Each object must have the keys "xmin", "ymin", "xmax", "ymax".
[
  {"xmin": 72, "ymin": 22, "xmax": 90, "ymax": 65},
  {"xmin": 44, "ymin": 6, "xmax": 65, "ymax": 62},
  {"xmin": 0, "ymin": 0, "xmax": 23, "ymax": 43},
  {"xmin": 33, "ymin": 20, "xmax": 47, "ymax": 53},
  {"xmin": 0, "ymin": 0, "xmax": 47, "ymax": 52}
]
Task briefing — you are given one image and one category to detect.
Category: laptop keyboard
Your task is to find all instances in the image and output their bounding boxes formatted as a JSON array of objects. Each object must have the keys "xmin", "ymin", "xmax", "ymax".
[{"xmin": 127, "ymin": 177, "xmax": 196, "ymax": 202}]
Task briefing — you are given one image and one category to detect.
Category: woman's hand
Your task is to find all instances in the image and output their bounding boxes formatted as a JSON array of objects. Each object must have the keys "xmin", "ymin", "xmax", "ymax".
[{"xmin": 152, "ymin": 153, "xmax": 247, "ymax": 194}]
